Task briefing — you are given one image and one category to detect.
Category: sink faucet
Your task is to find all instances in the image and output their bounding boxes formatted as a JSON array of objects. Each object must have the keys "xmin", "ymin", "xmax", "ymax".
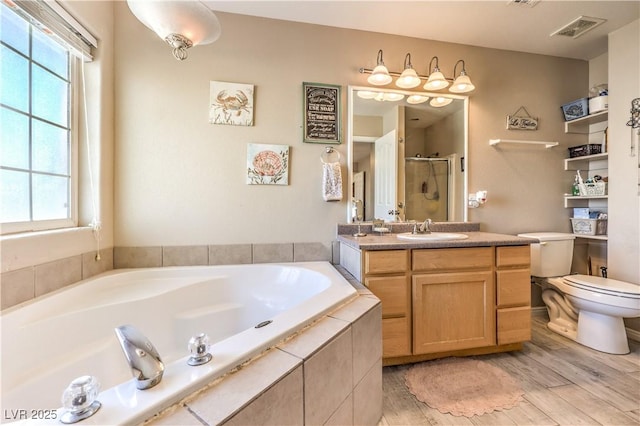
[
  {"xmin": 114, "ymin": 324, "xmax": 164, "ymax": 390},
  {"xmin": 419, "ymin": 218, "xmax": 433, "ymax": 234}
]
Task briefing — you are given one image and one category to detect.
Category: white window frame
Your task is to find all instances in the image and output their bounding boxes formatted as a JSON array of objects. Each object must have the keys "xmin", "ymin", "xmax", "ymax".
[{"xmin": 1, "ymin": 1, "xmax": 94, "ymax": 235}]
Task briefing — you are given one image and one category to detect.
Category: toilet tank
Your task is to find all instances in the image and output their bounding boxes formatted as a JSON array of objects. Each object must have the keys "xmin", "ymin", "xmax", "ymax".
[{"xmin": 517, "ymin": 232, "xmax": 576, "ymax": 277}]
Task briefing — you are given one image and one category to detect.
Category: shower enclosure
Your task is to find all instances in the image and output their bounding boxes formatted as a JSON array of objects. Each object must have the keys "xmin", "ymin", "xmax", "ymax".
[{"xmin": 404, "ymin": 157, "xmax": 450, "ymax": 222}]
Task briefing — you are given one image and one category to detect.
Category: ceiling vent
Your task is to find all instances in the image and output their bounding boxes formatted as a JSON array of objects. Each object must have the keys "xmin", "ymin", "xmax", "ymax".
[
  {"xmin": 507, "ymin": 0, "xmax": 540, "ymax": 7},
  {"xmin": 550, "ymin": 16, "xmax": 606, "ymax": 39}
]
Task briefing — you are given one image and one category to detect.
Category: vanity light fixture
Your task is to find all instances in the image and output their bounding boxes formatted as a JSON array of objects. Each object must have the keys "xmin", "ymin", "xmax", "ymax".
[
  {"xmin": 359, "ymin": 51, "xmax": 475, "ymax": 94},
  {"xmin": 430, "ymin": 96, "xmax": 453, "ymax": 108},
  {"xmin": 449, "ymin": 60, "xmax": 476, "ymax": 93},
  {"xmin": 126, "ymin": 0, "xmax": 221, "ymax": 61},
  {"xmin": 423, "ymin": 56, "xmax": 450, "ymax": 91},
  {"xmin": 356, "ymin": 90, "xmax": 404, "ymax": 102},
  {"xmin": 396, "ymin": 53, "xmax": 421, "ymax": 89},
  {"xmin": 367, "ymin": 49, "xmax": 393, "ymax": 86},
  {"xmin": 407, "ymin": 94, "xmax": 429, "ymax": 104}
]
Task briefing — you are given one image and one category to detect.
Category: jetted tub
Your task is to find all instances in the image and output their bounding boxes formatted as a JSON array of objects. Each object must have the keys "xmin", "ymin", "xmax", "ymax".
[{"xmin": 1, "ymin": 261, "xmax": 357, "ymax": 425}]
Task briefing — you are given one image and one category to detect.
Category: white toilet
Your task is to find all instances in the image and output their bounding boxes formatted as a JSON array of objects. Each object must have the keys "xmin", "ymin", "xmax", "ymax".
[{"xmin": 518, "ymin": 232, "xmax": 640, "ymax": 354}]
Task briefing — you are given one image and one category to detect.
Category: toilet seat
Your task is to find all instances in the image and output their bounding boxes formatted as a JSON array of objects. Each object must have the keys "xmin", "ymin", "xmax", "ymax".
[{"xmin": 563, "ymin": 275, "xmax": 640, "ymax": 299}]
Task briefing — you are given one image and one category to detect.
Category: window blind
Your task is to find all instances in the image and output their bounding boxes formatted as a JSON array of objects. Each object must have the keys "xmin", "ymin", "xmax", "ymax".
[{"xmin": 7, "ymin": 0, "xmax": 96, "ymax": 61}]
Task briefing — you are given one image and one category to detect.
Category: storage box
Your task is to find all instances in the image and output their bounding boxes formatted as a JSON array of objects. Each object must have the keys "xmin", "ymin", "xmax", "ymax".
[
  {"xmin": 578, "ymin": 181, "xmax": 606, "ymax": 196},
  {"xmin": 561, "ymin": 98, "xmax": 588, "ymax": 121},
  {"xmin": 572, "ymin": 208, "xmax": 590, "ymax": 219},
  {"xmin": 571, "ymin": 218, "xmax": 607, "ymax": 236},
  {"xmin": 588, "ymin": 95, "xmax": 608, "ymax": 114},
  {"xmin": 568, "ymin": 144, "xmax": 602, "ymax": 158}
]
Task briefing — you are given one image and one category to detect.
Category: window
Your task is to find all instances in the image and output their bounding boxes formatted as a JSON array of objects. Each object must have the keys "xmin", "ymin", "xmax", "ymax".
[{"xmin": 0, "ymin": 1, "xmax": 94, "ymax": 234}]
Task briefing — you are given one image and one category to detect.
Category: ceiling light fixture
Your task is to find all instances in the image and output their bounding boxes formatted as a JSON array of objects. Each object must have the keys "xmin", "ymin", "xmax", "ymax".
[
  {"xmin": 127, "ymin": 0, "xmax": 221, "ymax": 61},
  {"xmin": 367, "ymin": 49, "xmax": 393, "ymax": 86},
  {"xmin": 359, "ymin": 51, "xmax": 475, "ymax": 94}
]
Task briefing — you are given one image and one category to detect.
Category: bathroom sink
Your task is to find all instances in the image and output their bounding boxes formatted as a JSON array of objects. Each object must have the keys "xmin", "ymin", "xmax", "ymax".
[{"xmin": 396, "ymin": 232, "xmax": 469, "ymax": 241}]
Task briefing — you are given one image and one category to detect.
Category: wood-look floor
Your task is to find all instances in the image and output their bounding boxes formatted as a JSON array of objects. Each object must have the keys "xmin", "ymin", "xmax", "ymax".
[{"xmin": 380, "ymin": 314, "xmax": 640, "ymax": 425}]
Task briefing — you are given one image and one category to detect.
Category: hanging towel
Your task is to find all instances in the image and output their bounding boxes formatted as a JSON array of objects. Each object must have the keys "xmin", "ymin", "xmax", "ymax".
[{"xmin": 322, "ymin": 162, "xmax": 343, "ymax": 201}]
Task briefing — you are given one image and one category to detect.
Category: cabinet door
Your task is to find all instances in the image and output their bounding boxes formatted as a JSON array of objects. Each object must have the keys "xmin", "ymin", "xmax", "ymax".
[
  {"xmin": 413, "ymin": 271, "xmax": 495, "ymax": 354},
  {"xmin": 365, "ymin": 275, "xmax": 412, "ymax": 358},
  {"xmin": 498, "ymin": 306, "xmax": 531, "ymax": 344},
  {"xmin": 364, "ymin": 250, "xmax": 409, "ymax": 275},
  {"xmin": 496, "ymin": 269, "xmax": 531, "ymax": 307}
]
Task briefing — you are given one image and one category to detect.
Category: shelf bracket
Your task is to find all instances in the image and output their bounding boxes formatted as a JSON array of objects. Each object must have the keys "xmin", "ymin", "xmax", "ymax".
[{"xmin": 489, "ymin": 139, "xmax": 559, "ymax": 149}]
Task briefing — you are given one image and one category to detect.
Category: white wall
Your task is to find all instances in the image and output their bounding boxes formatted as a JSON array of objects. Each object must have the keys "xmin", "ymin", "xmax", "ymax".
[{"xmin": 608, "ymin": 19, "xmax": 640, "ymax": 284}]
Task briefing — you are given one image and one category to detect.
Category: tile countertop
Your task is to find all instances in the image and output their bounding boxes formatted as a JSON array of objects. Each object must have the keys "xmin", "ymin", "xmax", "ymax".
[{"xmin": 337, "ymin": 231, "xmax": 532, "ymax": 251}]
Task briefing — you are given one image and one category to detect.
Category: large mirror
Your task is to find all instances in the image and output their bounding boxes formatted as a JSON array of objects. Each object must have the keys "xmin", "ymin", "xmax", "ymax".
[{"xmin": 347, "ymin": 86, "xmax": 468, "ymax": 223}]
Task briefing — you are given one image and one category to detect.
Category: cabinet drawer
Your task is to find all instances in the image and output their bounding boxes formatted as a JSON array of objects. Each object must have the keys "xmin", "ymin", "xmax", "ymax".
[
  {"xmin": 497, "ymin": 269, "xmax": 531, "ymax": 307},
  {"xmin": 382, "ymin": 317, "xmax": 411, "ymax": 358},
  {"xmin": 364, "ymin": 250, "xmax": 409, "ymax": 274},
  {"xmin": 497, "ymin": 306, "xmax": 531, "ymax": 345},
  {"xmin": 496, "ymin": 245, "xmax": 530, "ymax": 268},
  {"xmin": 365, "ymin": 275, "xmax": 409, "ymax": 318},
  {"xmin": 412, "ymin": 247, "xmax": 493, "ymax": 272}
]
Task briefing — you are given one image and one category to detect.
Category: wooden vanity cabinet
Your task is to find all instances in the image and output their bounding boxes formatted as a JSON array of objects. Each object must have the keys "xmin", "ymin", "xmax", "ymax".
[
  {"xmin": 496, "ymin": 246, "xmax": 532, "ymax": 344},
  {"xmin": 412, "ymin": 248, "xmax": 495, "ymax": 354},
  {"xmin": 356, "ymin": 244, "xmax": 531, "ymax": 365},
  {"xmin": 362, "ymin": 250, "xmax": 411, "ymax": 358}
]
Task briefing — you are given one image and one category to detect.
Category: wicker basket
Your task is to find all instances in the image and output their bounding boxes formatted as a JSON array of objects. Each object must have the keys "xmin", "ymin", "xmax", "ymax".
[
  {"xmin": 571, "ymin": 218, "xmax": 607, "ymax": 236},
  {"xmin": 578, "ymin": 182, "xmax": 606, "ymax": 196}
]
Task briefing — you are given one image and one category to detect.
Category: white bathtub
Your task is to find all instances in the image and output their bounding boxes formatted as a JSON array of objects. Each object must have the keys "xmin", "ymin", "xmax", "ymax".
[{"xmin": 0, "ymin": 261, "xmax": 357, "ymax": 425}]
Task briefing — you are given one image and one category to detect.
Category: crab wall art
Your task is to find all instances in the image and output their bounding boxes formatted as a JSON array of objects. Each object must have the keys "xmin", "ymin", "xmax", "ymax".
[{"xmin": 209, "ymin": 81, "xmax": 254, "ymax": 126}]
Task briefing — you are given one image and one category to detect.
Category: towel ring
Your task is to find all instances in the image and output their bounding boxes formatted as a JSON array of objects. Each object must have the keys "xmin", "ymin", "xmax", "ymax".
[{"xmin": 321, "ymin": 146, "xmax": 341, "ymax": 164}]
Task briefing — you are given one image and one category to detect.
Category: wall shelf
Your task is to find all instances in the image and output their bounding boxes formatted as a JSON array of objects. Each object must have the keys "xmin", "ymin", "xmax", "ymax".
[
  {"xmin": 564, "ymin": 153, "xmax": 608, "ymax": 171},
  {"xmin": 572, "ymin": 234, "xmax": 608, "ymax": 241},
  {"xmin": 564, "ymin": 110, "xmax": 608, "ymax": 134},
  {"xmin": 489, "ymin": 139, "xmax": 559, "ymax": 148}
]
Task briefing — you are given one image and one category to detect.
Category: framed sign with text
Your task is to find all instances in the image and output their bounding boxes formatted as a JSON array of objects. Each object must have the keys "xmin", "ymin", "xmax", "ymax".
[{"xmin": 303, "ymin": 82, "xmax": 341, "ymax": 144}]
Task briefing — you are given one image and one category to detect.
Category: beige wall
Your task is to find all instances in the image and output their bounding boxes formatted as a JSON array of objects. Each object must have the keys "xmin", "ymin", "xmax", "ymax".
[{"xmin": 114, "ymin": 5, "xmax": 589, "ymax": 247}]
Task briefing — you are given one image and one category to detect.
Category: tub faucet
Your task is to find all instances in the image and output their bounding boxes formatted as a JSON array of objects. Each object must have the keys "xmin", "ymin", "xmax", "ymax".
[
  {"xmin": 419, "ymin": 218, "xmax": 433, "ymax": 234},
  {"xmin": 114, "ymin": 324, "xmax": 164, "ymax": 390}
]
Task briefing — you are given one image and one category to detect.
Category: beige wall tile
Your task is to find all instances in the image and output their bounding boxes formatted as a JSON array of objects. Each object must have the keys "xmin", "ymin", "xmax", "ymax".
[
  {"xmin": 293, "ymin": 242, "xmax": 331, "ymax": 262},
  {"xmin": 352, "ymin": 303, "xmax": 382, "ymax": 385},
  {"xmin": 353, "ymin": 359, "xmax": 383, "ymax": 426},
  {"xmin": 252, "ymin": 243, "xmax": 293, "ymax": 263},
  {"xmin": 187, "ymin": 348, "xmax": 301, "ymax": 425},
  {"xmin": 113, "ymin": 246, "xmax": 162, "ymax": 268},
  {"xmin": 163, "ymin": 245, "xmax": 208, "ymax": 266},
  {"xmin": 209, "ymin": 244, "xmax": 252, "ymax": 265},
  {"xmin": 325, "ymin": 393, "xmax": 353, "ymax": 426},
  {"xmin": 278, "ymin": 316, "xmax": 349, "ymax": 360},
  {"xmin": 34, "ymin": 256, "xmax": 82, "ymax": 297},
  {"xmin": 1, "ymin": 267, "xmax": 35, "ymax": 310},
  {"xmin": 304, "ymin": 329, "xmax": 353, "ymax": 425},
  {"xmin": 223, "ymin": 366, "xmax": 303, "ymax": 426},
  {"xmin": 82, "ymin": 248, "xmax": 114, "ymax": 279}
]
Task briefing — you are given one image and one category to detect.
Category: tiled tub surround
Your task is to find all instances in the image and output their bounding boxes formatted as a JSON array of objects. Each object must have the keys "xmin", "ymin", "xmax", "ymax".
[
  {"xmin": 147, "ymin": 290, "xmax": 382, "ymax": 426},
  {"xmin": 0, "ymin": 242, "xmax": 337, "ymax": 310}
]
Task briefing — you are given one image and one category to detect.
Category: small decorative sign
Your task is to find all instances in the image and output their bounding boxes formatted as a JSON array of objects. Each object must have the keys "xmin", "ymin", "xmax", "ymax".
[
  {"xmin": 506, "ymin": 106, "xmax": 538, "ymax": 130},
  {"xmin": 246, "ymin": 143, "xmax": 289, "ymax": 185},
  {"xmin": 209, "ymin": 81, "xmax": 254, "ymax": 126},
  {"xmin": 303, "ymin": 82, "xmax": 341, "ymax": 144}
]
